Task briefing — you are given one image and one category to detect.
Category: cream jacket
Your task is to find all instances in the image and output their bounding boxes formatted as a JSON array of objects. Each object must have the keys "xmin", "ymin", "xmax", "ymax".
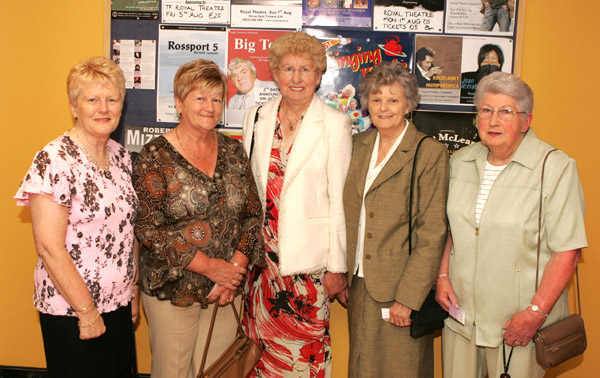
[{"xmin": 242, "ymin": 95, "xmax": 352, "ymax": 276}]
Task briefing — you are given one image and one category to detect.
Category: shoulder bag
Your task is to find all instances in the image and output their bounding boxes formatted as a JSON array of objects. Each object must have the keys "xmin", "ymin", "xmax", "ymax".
[
  {"xmin": 197, "ymin": 294, "xmax": 262, "ymax": 378},
  {"xmin": 408, "ymin": 136, "xmax": 449, "ymax": 339},
  {"xmin": 533, "ymin": 149, "xmax": 587, "ymax": 369}
]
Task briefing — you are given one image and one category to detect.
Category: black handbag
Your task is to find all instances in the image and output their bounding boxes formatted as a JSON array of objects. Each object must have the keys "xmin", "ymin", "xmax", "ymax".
[{"xmin": 408, "ymin": 136, "xmax": 448, "ymax": 339}]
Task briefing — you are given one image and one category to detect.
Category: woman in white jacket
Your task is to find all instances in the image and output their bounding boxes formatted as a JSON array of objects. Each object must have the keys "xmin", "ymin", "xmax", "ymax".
[{"xmin": 241, "ymin": 31, "xmax": 352, "ymax": 377}]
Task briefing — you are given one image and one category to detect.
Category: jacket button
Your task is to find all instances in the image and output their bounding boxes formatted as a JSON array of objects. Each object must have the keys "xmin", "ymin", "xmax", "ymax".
[
  {"xmin": 368, "ymin": 212, "xmax": 374, "ymax": 218},
  {"xmin": 365, "ymin": 254, "xmax": 371, "ymax": 260},
  {"xmin": 366, "ymin": 233, "xmax": 372, "ymax": 238}
]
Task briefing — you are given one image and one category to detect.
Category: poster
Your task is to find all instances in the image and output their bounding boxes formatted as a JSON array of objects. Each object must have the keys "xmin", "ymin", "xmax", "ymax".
[
  {"xmin": 124, "ymin": 124, "xmax": 172, "ymax": 154},
  {"xmin": 303, "ymin": 0, "xmax": 372, "ymax": 28},
  {"xmin": 373, "ymin": 0, "xmax": 443, "ymax": 33},
  {"xmin": 162, "ymin": 0, "xmax": 229, "ymax": 25},
  {"xmin": 111, "ymin": 0, "xmax": 159, "ymax": 19},
  {"xmin": 307, "ymin": 28, "xmax": 414, "ymax": 133},
  {"xmin": 112, "ymin": 39, "xmax": 157, "ymax": 90},
  {"xmin": 231, "ymin": 0, "xmax": 303, "ymax": 29},
  {"xmin": 445, "ymin": 0, "xmax": 517, "ymax": 35},
  {"xmin": 156, "ymin": 25, "xmax": 227, "ymax": 123},
  {"xmin": 225, "ymin": 29, "xmax": 287, "ymax": 129},
  {"xmin": 413, "ymin": 111, "xmax": 479, "ymax": 156}
]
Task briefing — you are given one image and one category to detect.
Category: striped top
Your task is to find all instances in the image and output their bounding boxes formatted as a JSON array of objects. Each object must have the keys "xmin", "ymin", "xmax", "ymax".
[{"xmin": 475, "ymin": 161, "xmax": 507, "ymax": 225}]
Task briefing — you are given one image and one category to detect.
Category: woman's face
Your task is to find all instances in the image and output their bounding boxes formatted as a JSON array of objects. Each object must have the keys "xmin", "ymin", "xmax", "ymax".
[
  {"xmin": 175, "ymin": 87, "xmax": 224, "ymax": 132},
  {"xmin": 367, "ymin": 82, "xmax": 409, "ymax": 134},
  {"xmin": 272, "ymin": 54, "xmax": 321, "ymax": 107},
  {"xmin": 477, "ymin": 92, "xmax": 531, "ymax": 153},
  {"xmin": 70, "ymin": 81, "xmax": 123, "ymax": 138}
]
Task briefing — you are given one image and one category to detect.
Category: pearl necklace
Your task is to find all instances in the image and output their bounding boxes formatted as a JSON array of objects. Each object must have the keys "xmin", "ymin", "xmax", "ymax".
[
  {"xmin": 72, "ymin": 128, "xmax": 110, "ymax": 171},
  {"xmin": 175, "ymin": 127, "xmax": 217, "ymax": 160}
]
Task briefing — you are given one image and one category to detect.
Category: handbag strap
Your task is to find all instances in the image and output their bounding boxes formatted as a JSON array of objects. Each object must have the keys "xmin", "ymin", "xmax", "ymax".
[
  {"xmin": 199, "ymin": 294, "xmax": 246, "ymax": 375},
  {"xmin": 408, "ymin": 136, "xmax": 431, "ymax": 256},
  {"xmin": 248, "ymin": 106, "xmax": 262, "ymax": 160},
  {"xmin": 535, "ymin": 149, "xmax": 582, "ymax": 316}
]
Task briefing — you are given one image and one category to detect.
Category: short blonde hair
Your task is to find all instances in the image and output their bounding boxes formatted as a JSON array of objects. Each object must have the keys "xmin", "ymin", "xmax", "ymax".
[
  {"xmin": 67, "ymin": 56, "xmax": 126, "ymax": 104},
  {"xmin": 173, "ymin": 59, "xmax": 227, "ymax": 102},
  {"xmin": 268, "ymin": 32, "xmax": 327, "ymax": 75}
]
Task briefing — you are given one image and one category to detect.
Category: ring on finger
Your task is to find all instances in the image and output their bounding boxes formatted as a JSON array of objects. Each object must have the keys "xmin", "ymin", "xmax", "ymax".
[{"xmin": 231, "ymin": 279, "xmax": 237, "ymax": 285}]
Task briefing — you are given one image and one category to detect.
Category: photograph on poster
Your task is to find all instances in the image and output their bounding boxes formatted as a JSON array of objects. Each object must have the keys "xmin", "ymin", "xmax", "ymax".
[
  {"xmin": 413, "ymin": 111, "xmax": 479, "ymax": 156},
  {"xmin": 373, "ymin": 0, "xmax": 443, "ymax": 33},
  {"xmin": 231, "ymin": 0, "xmax": 303, "ymax": 29},
  {"xmin": 306, "ymin": 28, "xmax": 414, "ymax": 133},
  {"xmin": 414, "ymin": 34, "xmax": 462, "ymax": 105},
  {"xmin": 111, "ymin": 0, "xmax": 159, "ymax": 19},
  {"xmin": 303, "ymin": 0, "xmax": 372, "ymax": 28},
  {"xmin": 112, "ymin": 39, "xmax": 156, "ymax": 89},
  {"xmin": 156, "ymin": 25, "xmax": 227, "ymax": 123},
  {"xmin": 162, "ymin": 0, "xmax": 229, "ymax": 24},
  {"xmin": 459, "ymin": 36, "xmax": 513, "ymax": 104},
  {"xmin": 225, "ymin": 29, "xmax": 287, "ymax": 128},
  {"xmin": 445, "ymin": 0, "xmax": 517, "ymax": 35}
]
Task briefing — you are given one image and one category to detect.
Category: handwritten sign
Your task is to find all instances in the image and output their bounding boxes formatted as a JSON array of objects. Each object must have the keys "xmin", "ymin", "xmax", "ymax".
[
  {"xmin": 162, "ymin": 0, "xmax": 229, "ymax": 24},
  {"xmin": 374, "ymin": 6, "xmax": 443, "ymax": 32}
]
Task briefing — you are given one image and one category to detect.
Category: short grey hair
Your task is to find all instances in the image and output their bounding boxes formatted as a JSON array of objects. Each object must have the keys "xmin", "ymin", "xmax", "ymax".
[
  {"xmin": 227, "ymin": 58, "xmax": 257, "ymax": 76},
  {"xmin": 474, "ymin": 71, "xmax": 534, "ymax": 113},
  {"xmin": 358, "ymin": 61, "xmax": 420, "ymax": 112}
]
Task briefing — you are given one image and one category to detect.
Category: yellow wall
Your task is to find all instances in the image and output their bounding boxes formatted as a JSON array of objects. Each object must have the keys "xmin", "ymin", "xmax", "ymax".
[{"xmin": 1, "ymin": 1, "xmax": 598, "ymax": 377}]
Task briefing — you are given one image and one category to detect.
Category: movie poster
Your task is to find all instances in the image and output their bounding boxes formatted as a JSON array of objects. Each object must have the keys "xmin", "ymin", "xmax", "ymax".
[
  {"xmin": 373, "ymin": 0, "xmax": 443, "ymax": 33},
  {"xmin": 156, "ymin": 25, "xmax": 227, "ymax": 123},
  {"xmin": 413, "ymin": 111, "xmax": 479, "ymax": 156},
  {"xmin": 225, "ymin": 29, "xmax": 288, "ymax": 130},
  {"xmin": 413, "ymin": 34, "xmax": 463, "ymax": 106},
  {"xmin": 231, "ymin": 0, "xmax": 303, "ymax": 29},
  {"xmin": 445, "ymin": 0, "xmax": 517, "ymax": 35},
  {"xmin": 306, "ymin": 28, "xmax": 414, "ymax": 133},
  {"xmin": 303, "ymin": 0, "xmax": 372, "ymax": 28},
  {"xmin": 162, "ymin": 0, "xmax": 229, "ymax": 24},
  {"xmin": 459, "ymin": 36, "xmax": 513, "ymax": 104}
]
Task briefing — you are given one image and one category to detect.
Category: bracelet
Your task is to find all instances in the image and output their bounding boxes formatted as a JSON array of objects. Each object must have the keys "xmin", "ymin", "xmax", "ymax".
[
  {"xmin": 437, "ymin": 274, "xmax": 449, "ymax": 279},
  {"xmin": 75, "ymin": 300, "xmax": 94, "ymax": 313},
  {"xmin": 78, "ymin": 309, "xmax": 100, "ymax": 328}
]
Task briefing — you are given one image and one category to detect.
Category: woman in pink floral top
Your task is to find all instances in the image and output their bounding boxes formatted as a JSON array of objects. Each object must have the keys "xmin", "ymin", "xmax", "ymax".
[{"xmin": 14, "ymin": 57, "xmax": 138, "ymax": 378}]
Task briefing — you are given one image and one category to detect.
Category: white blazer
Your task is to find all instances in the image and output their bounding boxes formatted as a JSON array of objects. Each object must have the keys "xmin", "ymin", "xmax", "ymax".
[{"xmin": 242, "ymin": 95, "xmax": 352, "ymax": 276}]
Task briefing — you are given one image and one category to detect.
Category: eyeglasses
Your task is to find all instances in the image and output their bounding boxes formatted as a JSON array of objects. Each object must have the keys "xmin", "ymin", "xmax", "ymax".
[
  {"xmin": 477, "ymin": 107, "xmax": 527, "ymax": 121},
  {"xmin": 278, "ymin": 66, "xmax": 318, "ymax": 77}
]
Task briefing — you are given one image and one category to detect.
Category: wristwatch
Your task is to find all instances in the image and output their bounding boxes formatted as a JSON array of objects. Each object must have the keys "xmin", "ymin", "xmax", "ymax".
[{"xmin": 530, "ymin": 304, "xmax": 549, "ymax": 317}]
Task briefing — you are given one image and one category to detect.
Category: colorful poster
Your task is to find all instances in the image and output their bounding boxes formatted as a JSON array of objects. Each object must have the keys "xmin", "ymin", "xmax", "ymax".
[
  {"xmin": 111, "ymin": 0, "xmax": 159, "ymax": 19},
  {"xmin": 445, "ymin": 0, "xmax": 517, "ymax": 35},
  {"xmin": 156, "ymin": 25, "xmax": 227, "ymax": 123},
  {"xmin": 231, "ymin": 0, "xmax": 303, "ymax": 29},
  {"xmin": 413, "ymin": 111, "xmax": 479, "ymax": 156},
  {"xmin": 373, "ymin": 0, "xmax": 443, "ymax": 33},
  {"xmin": 306, "ymin": 28, "xmax": 414, "ymax": 134},
  {"xmin": 112, "ymin": 39, "xmax": 157, "ymax": 90},
  {"xmin": 225, "ymin": 29, "xmax": 287, "ymax": 129},
  {"xmin": 459, "ymin": 36, "xmax": 513, "ymax": 104},
  {"xmin": 413, "ymin": 34, "xmax": 463, "ymax": 106},
  {"xmin": 303, "ymin": 0, "xmax": 372, "ymax": 28},
  {"xmin": 162, "ymin": 0, "xmax": 229, "ymax": 25}
]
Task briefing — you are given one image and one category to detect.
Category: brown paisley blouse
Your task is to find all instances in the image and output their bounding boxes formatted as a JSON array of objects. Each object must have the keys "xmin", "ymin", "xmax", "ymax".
[{"xmin": 133, "ymin": 133, "xmax": 264, "ymax": 308}]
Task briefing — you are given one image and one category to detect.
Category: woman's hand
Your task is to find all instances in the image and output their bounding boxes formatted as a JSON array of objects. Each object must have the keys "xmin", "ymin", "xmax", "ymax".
[
  {"xmin": 203, "ymin": 258, "xmax": 246, "ymax": 291},
  {"xmin": 502, "ymin": 309, "xmax": 546, "ymax": 347},
  {"xmin": 207, "ymin": 284, "xmax": 237, "ymax": 305},
  {"xmin": 131, "ymin": 285, "xmax": 140, "ymax": 325},
  {"xmin": 389, "ymin": 301, "xmax": 412, "ymax": 327},
  {"xmin": 435, "ymin": 276, "xmax": 458, "ymax": 312},
  {"xmin": 336, "ymin": 287, "xmax": 348, "ymax": 307},
  {"xmin": 77, "ymin": 308, "xmax": 106, "ymax": 340},
  {"xmin": 322, "ymin": 272, "xmax": 347, "ymax": 299}
]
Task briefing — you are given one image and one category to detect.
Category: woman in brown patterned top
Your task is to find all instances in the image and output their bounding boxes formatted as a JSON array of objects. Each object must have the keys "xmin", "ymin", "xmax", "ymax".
[{"xmin": 133, "ymin": 59, "xmax": 264, "ymax": 378}]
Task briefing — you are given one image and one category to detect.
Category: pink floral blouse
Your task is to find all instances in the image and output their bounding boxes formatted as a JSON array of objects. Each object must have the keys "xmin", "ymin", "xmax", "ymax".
[{"xmin": 15, "ymin": 133, "xmax": 138, "ymax": 316}]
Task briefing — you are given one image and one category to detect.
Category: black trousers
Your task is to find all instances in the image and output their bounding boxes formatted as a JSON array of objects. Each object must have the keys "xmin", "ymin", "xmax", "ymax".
[{"xmin": 39, "ymin": 303, "xmax": 135, "ymax": 378}]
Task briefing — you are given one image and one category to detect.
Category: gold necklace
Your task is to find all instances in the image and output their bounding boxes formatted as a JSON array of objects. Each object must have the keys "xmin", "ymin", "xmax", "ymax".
[
  {"xmin": 72, "ymin": 128, "xmax": 110, "ymax": 171},
  {"xmin": 283, "ymin": 111, "xmax": 304, "ymax": 131},
  {"xmin": 175, "ymin": 127, "xmax": 217, "ymax": 160}
]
